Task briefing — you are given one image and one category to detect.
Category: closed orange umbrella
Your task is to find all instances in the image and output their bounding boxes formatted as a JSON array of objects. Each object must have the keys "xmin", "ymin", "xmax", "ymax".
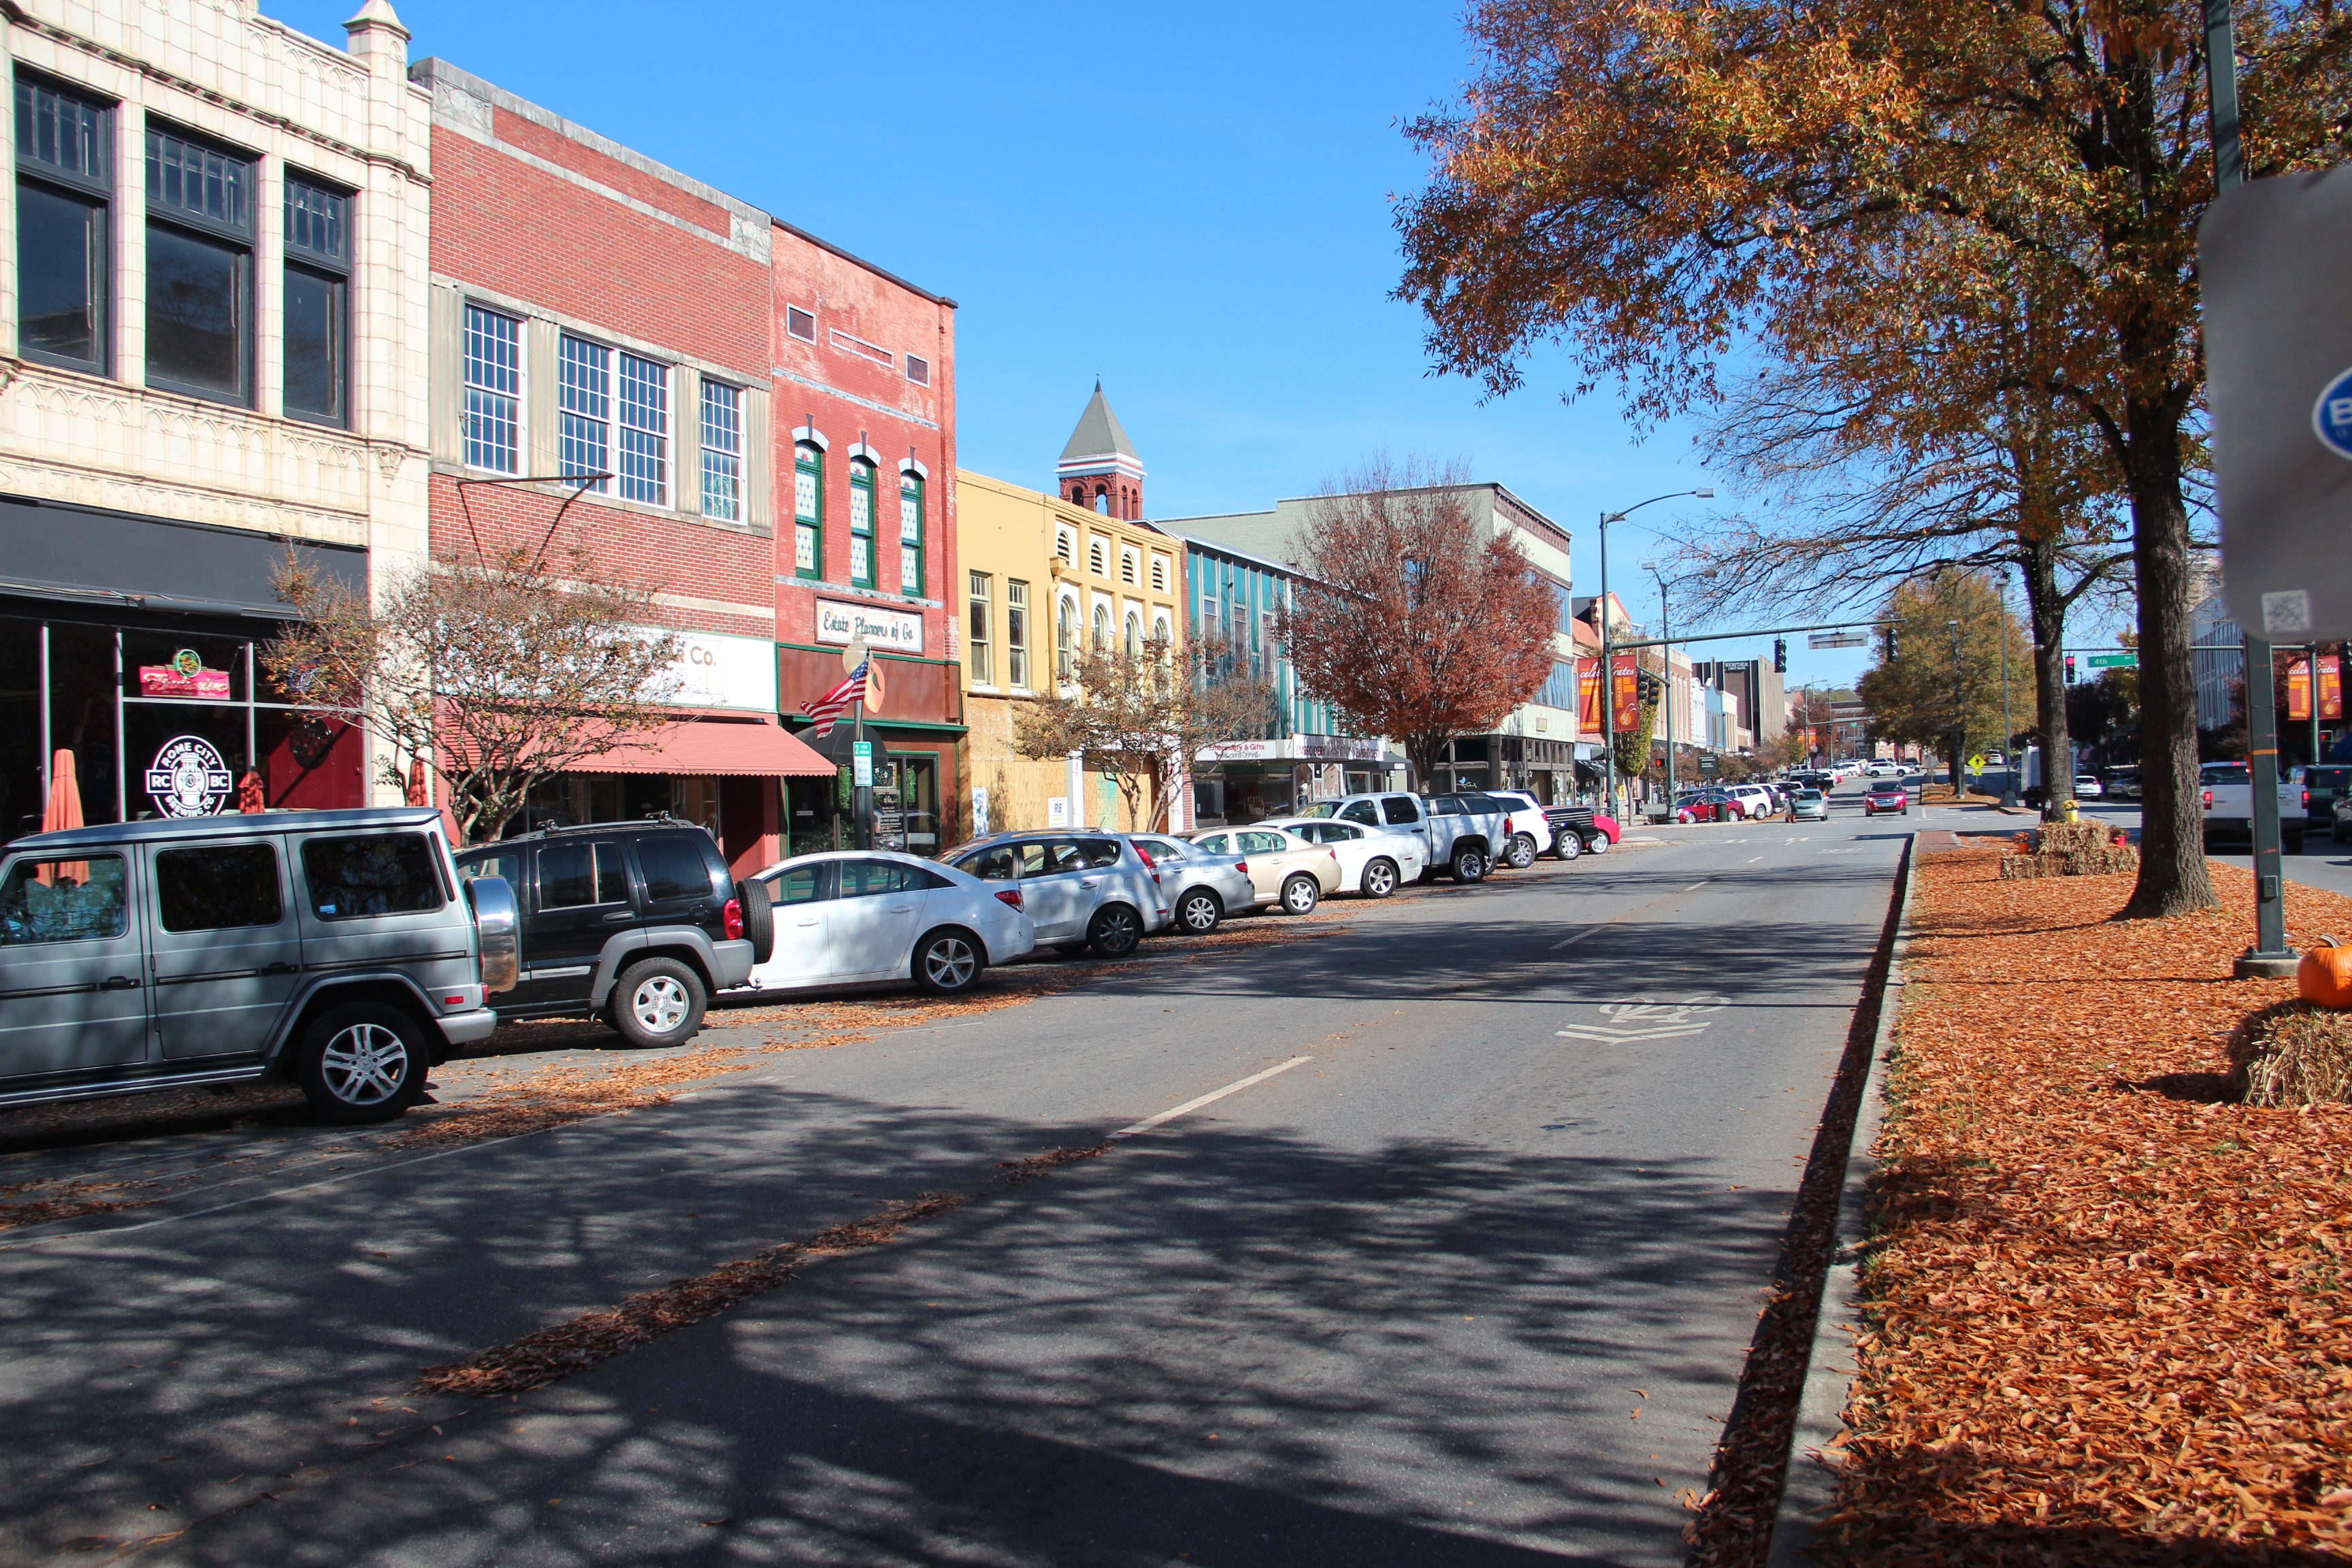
[
  {"xmin": 406, "ymin": 755, "xmax": 430, "ymax": 806},
  {"xmin": 38, "ymin": 751, "xmax": 86, "ymax": 885},
  {"xmin": 238, "ymin": 768, "xmax": 267, "ymax": 813}
]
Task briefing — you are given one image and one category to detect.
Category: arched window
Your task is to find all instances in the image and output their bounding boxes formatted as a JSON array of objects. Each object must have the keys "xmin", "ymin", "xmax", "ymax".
[
  {"xmin": 847, "ymin": 458, "xmax": 876, "ymax": 587},
  {"xmin": 1057, "ymin": 595, "xmax": 1076, "ymax": 681},
  {"xmin": 1125, "ymin": 610, "xmax": 1141, "ymax": 656},
  {"xmin": 1153, "ymin": 611, "xmax": 1172, "ymax": 658},
  {"xmin": 1092, "ymin": 603, "xmax": 1111, "ymax": 651},
  {"xmin": 792, "ymin": 443, "xmax": 823, "ymax": 578},
  {"xmin": 1120, "ymin": 546, "xmax": 1139, "ymax": 585},
  {"xmin": 898, "ymin": 470, "xmax": 924, "ymax": 597},
  {"xmin": 1088, "ymin": 537, "xmax": 1106, "ymax": 576},
  {"xmin": 1094, "ymin": 489, "xmax": 1109, "ymax": 515},
  {"xmin": 1055, "ymin": 526, "xmax": 1074, "ymax": 562}
]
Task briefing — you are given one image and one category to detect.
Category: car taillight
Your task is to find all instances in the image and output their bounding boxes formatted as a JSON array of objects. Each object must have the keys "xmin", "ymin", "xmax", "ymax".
[
  {"xmin": 1133, "ymin": 843, "xmax": 1155, "ymax": 869},
  {"xmin": 994, "ymin": 888, "xmax": 1024, "ymax": 911},
  {"xmin": 2202, "ymin": 789, "xmax": 2213, "ymax": 808},
  {"xmin": 1328, "ymin": 849, "xmax": 1339, "ymax": 862},
  {"xmin": 1235, "ymin": 860, "xmax": 1248, "ymax": 875},
  {"xmin": 723, "ymin": 898, "xmax": 743, "ymax": 941},
  {"xmin": 2302, "ymin": 789, "xmax": 2310, "ymax": 808}
]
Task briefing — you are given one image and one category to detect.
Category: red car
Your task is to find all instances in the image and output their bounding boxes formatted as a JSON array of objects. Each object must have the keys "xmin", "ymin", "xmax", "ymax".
[{"xmin": 1863, "ymin": 783, "xmax": 1910, "ymax": 815}]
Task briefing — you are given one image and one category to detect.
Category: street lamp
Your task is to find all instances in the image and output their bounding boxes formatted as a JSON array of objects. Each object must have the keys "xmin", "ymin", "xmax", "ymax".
[
  {"xmin": 1599, "ymin": 487, "xmax": 1712, "ymax": 818},
  {"xmin": 1642, "ymin": 561, "xmax": 1675, "ymax": 803}
]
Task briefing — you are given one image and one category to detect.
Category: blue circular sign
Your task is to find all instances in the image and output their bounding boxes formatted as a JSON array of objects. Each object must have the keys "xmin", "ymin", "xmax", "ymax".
[{"xmin": 2315, "ymin": 365, "xmax": 2352, "ymax": 460}]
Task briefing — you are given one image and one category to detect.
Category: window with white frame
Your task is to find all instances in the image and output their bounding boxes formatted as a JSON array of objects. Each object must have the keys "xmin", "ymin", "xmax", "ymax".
[
  {"xmin": 1056, "ymin": 593, "xmax": 1076, "ymax": 681},
  {"xmin": 700, "ymin": 380, "xmax": 741, "ymax": 521},
  {"xmin": 1054, "ymin": 526, "xmax": 1074, "ymax": 563},
  {"xmin": 463, "ymin": 304, "xmax": 521, "ymax": 473},
  {"xmin": 1007, "ymin": 579, "xmax": 1030, "ymax": 688},
  {"xmin": 785, "ymin": 305, "xmax": 815, "ymax": 342},
  {"xmin": 899, "ymin": 471, "xmax": 925, "ymax": 597},
  {"xmin": 793, "ymin": 443, "xmax": 822, "ymax": 577},
  {"xmin": 847, "ymin": 458, "xmax": 876, "ymax": 587},
  {"xmin": 905, "ymin": 353, "xmax": 930, "ymax": 386},
  {"xmin": 1092, "ymin": 602, "xmax": 1111, "ymax": 651},
  {"xmin": 1153, "ymin": 610, "xmax": 1171, "ymax": 653},
  {"xmin": 1120, "ymin": 546, "xmax": 1139, "ymax": 585},
  {"xmin": 1125, "ymin": 608, "xmax": 1141, "ymax": 656},
  {"xmin": 1149, "ymin": 554, "xmax": 1169, "ymax": 592},
  {"xmin": 1088, "ymin": 537, "xmax": 1107, "ymax": 576},
  {"xmin": 967, "ymin": 571, "xmax": 992, "ymax": 685},
  {"xmin": 559, "ymin": 335, "xmax": 668, "ymax": 504}
]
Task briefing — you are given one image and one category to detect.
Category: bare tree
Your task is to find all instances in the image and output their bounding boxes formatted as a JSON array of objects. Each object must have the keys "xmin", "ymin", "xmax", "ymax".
[
  {"xmin": 1281, "ymin": 459, "xmax": 1558, "ymax": 790},
  {"xmin": 1013, "ymin": 635, "xmax": 1271, "ymax": 831},
  {"xmin": 263, "ymin": 546, "xmax": 681, "ymax": 843}
]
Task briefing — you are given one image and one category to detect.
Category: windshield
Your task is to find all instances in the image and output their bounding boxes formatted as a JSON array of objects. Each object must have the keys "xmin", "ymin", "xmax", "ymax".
[
  {"xmin": 1292, "ymin": 802, "xmax": 1337, "ymax": 819},
  {"xmin": 1795, "ymin": 790, "xmax": 1822, "ymax": 801}
]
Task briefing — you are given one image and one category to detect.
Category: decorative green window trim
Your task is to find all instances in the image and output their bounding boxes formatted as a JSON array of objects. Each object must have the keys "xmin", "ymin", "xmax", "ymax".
[
  {"xmin": 847, "ymin": 459, "xmax": 876, "ymax": 589},
  {"xmin": 792, "ymin": 444, "xmax": 823, "ymax": 580},
  {"xmin": 898, "ymin": 471, "xmax": 925, "ymax": 598}
]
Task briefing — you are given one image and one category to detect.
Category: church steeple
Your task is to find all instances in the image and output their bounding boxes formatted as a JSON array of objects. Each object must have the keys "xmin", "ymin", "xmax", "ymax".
[{"xmin": 1057, "ymin": 382, "xmax": 1145, "ymax": 520}]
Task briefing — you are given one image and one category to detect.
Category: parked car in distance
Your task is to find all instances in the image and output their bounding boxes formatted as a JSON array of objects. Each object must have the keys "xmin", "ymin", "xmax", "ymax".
[
  {"xmin": 1672, "ymin": 789, "xmax": 1736, "ymax": 823},
  {"xmin": 1863, "ymin": 783, "xmax": 1910, "ymax": 815},
  {"xmin": 2333, "ymin": 792, "xmax": 2352, "ymax": 844},
  {"xmin": 1186, "ymin": 826, "xmax": 1341, "ymax": 914},
  {"xmin": 734, "ymin": 851, "xmax": 1032, "ymax": 998},
  {"xmin": 1259, "ymin": 817, "xmax": 1425, "ymax": 897},
  {"xmin": 2101, "ymin": 764, "xmax": 2142, "ymax": 800},
  {"xmin": 2073, "ymin": 773, "xmax": 2104, "ymax": 800},
  {"xmin": 1723, "ymin": 783, "xmax": 1775, "ymax": 819},
  {"xmin": 943, "ymin": 832, "xmax": 1171, "ymax": 957},
  {"xmin": 1126, "ymin": 833, "xmax": 1259, "ymax": 934},
  {"xmin": 1479, "ymin": 790, "xmax": 1556, "ymax": 869},
  {"xmin": 2198, "ymin": 762, "xmax": 2306, "ymax": 853},
  {"xmin": 2293, "ymin": 764, "xmax": 2352, "ymax": 827},
  {"xmin": 453, "ymin": 818, "xmax": 764, "ymax": 1050},
  {"xmin": 1, "ymin": 807, "xmax": 512, "ymax": 1124},
  {"xmin": 1291, "ymin": 791, "xmax": 1506, "ymax": 883},
  {"xmin": 1789, "ymin": 788, "xmax": 1829, "ymax": 821},
  {"xmin": 1540, "ymin": 804, "xmax": 1617, "ymax": 857}
]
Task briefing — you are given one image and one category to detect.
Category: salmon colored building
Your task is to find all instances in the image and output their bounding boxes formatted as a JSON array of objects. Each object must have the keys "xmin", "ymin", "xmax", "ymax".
[{"xmin": 411, "ymin": 48, "xmax": 969, "ymax": 867}]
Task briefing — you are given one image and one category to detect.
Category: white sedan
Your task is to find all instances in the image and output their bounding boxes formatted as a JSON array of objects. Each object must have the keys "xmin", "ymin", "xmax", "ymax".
[
  {"xmin": 2074, "ymin": 774, "xmax": 2104, "ymax": 799},
  {"xmin": 734, "ymin": 851, "xmax": 1034, "ymax": 998},
  {"xmin": 1257, "ymin": 816, "xmax": 1426, "ymax": 898}
]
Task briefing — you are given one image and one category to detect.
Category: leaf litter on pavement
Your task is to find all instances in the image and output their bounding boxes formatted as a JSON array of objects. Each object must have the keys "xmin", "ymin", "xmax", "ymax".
[{"xmin": 1825, "ymin": 845, "xmax": 2352, "ymax": 1565}]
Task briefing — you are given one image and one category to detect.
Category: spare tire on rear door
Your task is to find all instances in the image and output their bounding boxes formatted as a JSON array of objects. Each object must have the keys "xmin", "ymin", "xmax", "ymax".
[{"xmin": 736, "ymin": 877, "xmax": 774, "ymax": 964}]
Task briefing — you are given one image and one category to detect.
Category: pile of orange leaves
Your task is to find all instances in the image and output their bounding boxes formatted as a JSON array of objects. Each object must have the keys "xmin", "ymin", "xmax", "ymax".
[{"xmin": 1827, "ymin": 848, "xmax": 2351, "ymax": 1564}]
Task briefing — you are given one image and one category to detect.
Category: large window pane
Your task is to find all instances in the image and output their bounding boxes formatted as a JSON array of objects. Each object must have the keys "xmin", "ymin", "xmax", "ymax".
[
  {"xmin": 1, "ymin": 856, "xmax": 129, "ymax": 945},
  {"xmin": 559, "ymin": 336, "xmax": 610, "ymax": 487},
  {"xmin": 616, "ymin": 351, "xmax": 666, "ymax": 504},
  {"xmin": 700, "ymin": 381, "xmax": 740, "ymax": 521},
  {"xmin": 48, "ymin": 621, "xmax": 120, "ymax": 828},
  {"xmin": 155, "ymin": 843, "xmax": 281, "ymax": 932},
  {"xmin": 146, "ymin": 224, "xmax": 245, "ymax": 399},
  {"xmin": 283, "ymin": 264, "xmax": 345, "ymax": 424},
  {"xmin": 0, "ymin": 619, "xmax": 41, "ymax": 842},
  {"xmin": 463, "ymin": 305, "xmax": 521, "ymax": 472},
  {"xmin": 301, "ymin": 833, "xmax": 444, "ymax": 920},
  {"xmin": 17, "ymin": 182, "xmax": 102, "ymax": 368}
]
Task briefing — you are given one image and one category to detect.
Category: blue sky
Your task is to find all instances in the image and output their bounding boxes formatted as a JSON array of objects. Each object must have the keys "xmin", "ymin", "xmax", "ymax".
[{"xmin": 274, "ymin": 0, "xmax": 1915, "ymax": 689}]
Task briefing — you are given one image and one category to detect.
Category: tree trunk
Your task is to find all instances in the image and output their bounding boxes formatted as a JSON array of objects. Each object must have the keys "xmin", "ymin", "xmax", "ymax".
[
  {"xmin": 1406, "ymin": 732, "xmax": 1449, "ymax": 796},
  {"xmin": 2019, "ymin": 539, "xmax": 2074, "ymax": 821},
  {"xmin": 2119, "ymin": 395, "xmax": 2220, "ymax": 917}
]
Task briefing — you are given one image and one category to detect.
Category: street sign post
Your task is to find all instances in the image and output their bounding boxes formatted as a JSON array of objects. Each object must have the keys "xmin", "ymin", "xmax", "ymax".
[
  {"xmin": 1808, "ymin": 632, "xmax": 1867, "ymax": 649},
  {"xmin": 2086, "ymin": 653, "xmax": 2138, "ymax": 668},
  {"xmin": 2200, "ymin": 166, "xmax": 2352, "ymax": 641}
]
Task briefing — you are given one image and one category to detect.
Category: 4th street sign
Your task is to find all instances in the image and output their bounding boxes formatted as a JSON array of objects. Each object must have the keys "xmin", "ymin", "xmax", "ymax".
[
  {"xmin": 2087, "ymin": 653, "xmax": 2138, "ymax": 668},
  {"xmin": 2200, "ymin": 167, "xmax": 2352, "ymax": 640}
]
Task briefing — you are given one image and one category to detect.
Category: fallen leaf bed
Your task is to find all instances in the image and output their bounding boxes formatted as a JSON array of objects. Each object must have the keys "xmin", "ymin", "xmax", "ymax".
[{"xmin": 1825, "ymin": 846, "xmax": 2352, "ymax": 1565}]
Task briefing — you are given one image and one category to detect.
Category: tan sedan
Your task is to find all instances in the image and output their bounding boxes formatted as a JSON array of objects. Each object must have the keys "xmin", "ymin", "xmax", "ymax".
[{"xmin": 1185, "ymin": 826, "xmax": 1342, "ymax": 915}]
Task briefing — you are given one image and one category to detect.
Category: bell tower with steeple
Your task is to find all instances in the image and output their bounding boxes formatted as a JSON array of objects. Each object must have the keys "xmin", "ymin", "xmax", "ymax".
[{"xmin": 1057, "ymin": 382, "xmax": 1145, "ymax": 520}]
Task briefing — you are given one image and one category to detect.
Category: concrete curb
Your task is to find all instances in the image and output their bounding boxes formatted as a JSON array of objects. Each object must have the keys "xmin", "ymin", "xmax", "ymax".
[{"xmin": 1765, "ymin": 826, "xmax": 1923, "ymax": 1568}]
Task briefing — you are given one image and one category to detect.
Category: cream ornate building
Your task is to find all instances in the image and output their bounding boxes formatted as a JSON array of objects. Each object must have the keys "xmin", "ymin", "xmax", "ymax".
[{"xmin": 0, "ymin": 0, "xmax": 431, "ymax": 830}]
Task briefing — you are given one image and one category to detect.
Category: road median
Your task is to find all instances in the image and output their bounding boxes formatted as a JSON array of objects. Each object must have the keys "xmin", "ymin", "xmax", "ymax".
[{"xmin": 1788, "ymin": 843, "xmax": 2352, "ymax": 1564}]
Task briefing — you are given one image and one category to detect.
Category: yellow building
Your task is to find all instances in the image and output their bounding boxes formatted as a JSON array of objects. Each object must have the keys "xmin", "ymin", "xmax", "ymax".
[{"xmin": 956, "ymin": 464, "xmax": 1184, "ymax": 834}]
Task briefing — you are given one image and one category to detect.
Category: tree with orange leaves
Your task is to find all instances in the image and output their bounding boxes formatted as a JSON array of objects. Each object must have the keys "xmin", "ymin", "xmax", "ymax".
[
  {"xmin": 1279, "ymin": 461, "xmax": 1560, "ymax": 791},
  {"xmin": 1393, "ymin": 0, "xmax": 2351, "ymax": 916}
]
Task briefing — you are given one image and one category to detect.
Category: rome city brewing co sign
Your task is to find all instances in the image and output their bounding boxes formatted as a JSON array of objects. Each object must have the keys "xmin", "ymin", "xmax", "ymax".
[{"xmin": 137, "ymin": 651, "xmax": 236, "ymax": 817}]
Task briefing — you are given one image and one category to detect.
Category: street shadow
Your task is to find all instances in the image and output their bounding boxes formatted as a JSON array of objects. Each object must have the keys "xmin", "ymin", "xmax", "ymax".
[{"xmin": 1, "ymin": 1088, "xmax": 1795, "ymax": 1568}]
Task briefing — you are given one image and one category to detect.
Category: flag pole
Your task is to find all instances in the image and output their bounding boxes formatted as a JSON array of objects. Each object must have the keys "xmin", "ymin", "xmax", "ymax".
[{"xmin": 853, "ymin": 677, "xmax": 872, "ymax": 853}]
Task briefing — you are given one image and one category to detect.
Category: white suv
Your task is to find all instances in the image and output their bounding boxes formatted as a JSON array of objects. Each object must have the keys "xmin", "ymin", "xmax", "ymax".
[
  {"xmin": 1722, "ymin": 784, "xmax": 1775, "ymax": 819},
  {"xmin": 1484, "ymin": 791, "xmax": 1558, "ymax": 868}
]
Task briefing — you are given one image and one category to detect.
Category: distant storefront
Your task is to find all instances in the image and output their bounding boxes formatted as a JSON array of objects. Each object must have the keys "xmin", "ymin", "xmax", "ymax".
[{"xmin": 0, "ymin": 498, "xmax": 373, "ymax": 842}]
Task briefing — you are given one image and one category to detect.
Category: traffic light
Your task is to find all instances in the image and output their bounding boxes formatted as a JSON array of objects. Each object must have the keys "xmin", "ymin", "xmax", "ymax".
[
  {"xmin": 1884, "ymin": 626, "xmax": 1899, "ymax": 662},
  {"xmin": 1774, "ymin": 638, "xmax": 1788, "ymax": 673},
  {"xmin": 2065, "ymin": 654, "xmax": 2076, "ymax": 684}
]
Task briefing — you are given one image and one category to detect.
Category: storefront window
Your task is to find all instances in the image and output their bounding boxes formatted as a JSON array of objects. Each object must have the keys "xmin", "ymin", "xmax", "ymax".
[
  {"xmin": 48, "ymin": 621, "xmax": 121, "ymax": 826},
  {"xmin": 0, "ymin": 618, "xmax": 42, "ymax": 841}
]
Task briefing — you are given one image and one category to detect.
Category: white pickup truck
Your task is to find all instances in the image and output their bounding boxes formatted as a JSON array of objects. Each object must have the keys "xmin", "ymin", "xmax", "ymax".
[{"xmin": 2200, "ymin": 762, "xmax": 2308, "ymax": 853}]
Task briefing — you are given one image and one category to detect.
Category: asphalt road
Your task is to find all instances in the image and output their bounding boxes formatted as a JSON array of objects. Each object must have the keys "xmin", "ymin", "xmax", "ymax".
[
  {"xmin": 2072, "ymin": 796, "xmax": 2352, "ymax": 900},
  {"xmin": 0, "ymin": 796, "xmax": 1912, "ymax": 1567}
]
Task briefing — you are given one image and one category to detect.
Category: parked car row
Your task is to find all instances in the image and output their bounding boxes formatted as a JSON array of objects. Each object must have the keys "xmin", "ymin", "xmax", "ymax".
[{"xmin": 0, "ymin": 789, "xmax": 1631, "ymax": 1128}]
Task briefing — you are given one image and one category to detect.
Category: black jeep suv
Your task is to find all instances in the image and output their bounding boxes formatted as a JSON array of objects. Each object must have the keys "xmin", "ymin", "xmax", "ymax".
[{"xmin": 453, "ymin": 819, "xmax": 773, "ymax": 1049}]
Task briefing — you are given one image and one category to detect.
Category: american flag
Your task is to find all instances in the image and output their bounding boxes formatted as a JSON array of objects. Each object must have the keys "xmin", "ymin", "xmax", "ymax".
[{"xmin": 801, "ymin": 657, "xmax": 869, "ymax": 738}]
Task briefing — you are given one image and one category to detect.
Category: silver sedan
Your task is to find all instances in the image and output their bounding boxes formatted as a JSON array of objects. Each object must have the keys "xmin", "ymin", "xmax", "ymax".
[
  {"xmin": 1787, "ymin": 788, "xmax": 1829, "ymax": 821},
  {"xmin": 1128, "ymin": 834, "xmax": 1260, "ymax": 935}
]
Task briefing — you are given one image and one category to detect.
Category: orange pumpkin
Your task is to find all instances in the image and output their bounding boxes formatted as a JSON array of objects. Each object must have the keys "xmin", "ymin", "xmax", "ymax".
[{"xmin": 2296, "ymin": 936, "xmax": 2352, "ymax": 1009}]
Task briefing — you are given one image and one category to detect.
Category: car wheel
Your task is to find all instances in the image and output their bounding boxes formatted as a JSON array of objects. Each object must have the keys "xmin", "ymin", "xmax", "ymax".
[
  {"xmin": 610, "ymin": 957, "xmax": 706, "ymax": 1049},
  {"xmin": 913, "ymin": 929, "xmax": 983, "ymax": 996},
  {"xmin": 1503, "ymin": 834, "xmax": 1537, "ymax": 870},
  {"xmin": 1087, "ymin": 904, "xmax": 1143, "ymax": 958},
  {"xmin": 1361, "ymin": 858, "xmax": 1399, "ymax": 898},
  {"xmin": 1175, "ymin": 887, "xmax": 1224, "ymax": 933},
  {"xmin": 1450, "ymin": 846, "xmax": 1488, "ymax": 883},
  {"xmin": 295, "ymin": 1002, "xmax": 428, "ymax": 1124},
  {"xmin": 1553, "ymin": 831, "xmax": 1582, "ymax": 861},
  {"xmin": 1281, "ymin": 873, "xmax": 1322, "ymax": 915},
  {"xmin": 1583, "ymin": 831, "xmax": 1610, "ymax": 856},
  {"xmin": 2287, "ymin": 832, "xmax": 2307, "ymax": 855}
]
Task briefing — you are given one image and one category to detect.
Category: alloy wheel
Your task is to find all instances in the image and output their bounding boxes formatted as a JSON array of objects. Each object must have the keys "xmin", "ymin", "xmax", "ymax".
[
  {"xmin": 1363, "ymin": 860, "xmax": 1397, "ymax": 898},
  {"xmin": 924, "ymin": 936, "xmax": 977, "ymax": 990},
  {"xmin": 1178, "ymin": 891, "xmax": 1220, "ymax": 932},
  {"xmin": 632, "ymin": 975, "xmax": 691, "ymax": 1035},
  {"xmin": 320, "ymin": 1022, "xmax": 409, "ymax": 1107}
]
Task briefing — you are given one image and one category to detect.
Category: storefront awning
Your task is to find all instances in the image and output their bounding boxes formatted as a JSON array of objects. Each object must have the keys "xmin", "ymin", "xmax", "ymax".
[{"xmin": 570, "ymin": 717, "xmax": 836, "ymax": 778}]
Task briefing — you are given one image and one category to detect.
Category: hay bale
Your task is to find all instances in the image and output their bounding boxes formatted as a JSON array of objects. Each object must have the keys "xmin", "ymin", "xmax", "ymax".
[
  {"xmin": 2034, "ymin": 821, "xmax": 2110, "ymax": 857},
  {"xmin": 2061, "ymin": 846, "xmax": 2140, "ymax": 877},
  {"xmin": 2227, "ymin": 1000, "xmax": 2352, "ymax": 1106},
  {"xmin": 1999, "ymin": 853, "xmax": 2065, "ymax": 879}
]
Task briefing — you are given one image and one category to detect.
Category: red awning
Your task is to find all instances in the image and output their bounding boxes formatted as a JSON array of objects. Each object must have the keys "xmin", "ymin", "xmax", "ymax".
[{"xmin": 570, "ymin": 718, "xmax": 836, "ymax": 778}]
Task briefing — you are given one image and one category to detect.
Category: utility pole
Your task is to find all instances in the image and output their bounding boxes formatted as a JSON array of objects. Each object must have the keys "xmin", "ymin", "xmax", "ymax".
[
  {"xmin": 1596, "ymin": 487, "xmax": 1712, "ymax": 819},
  {"xmin": 2206, "ymin": 0, "xmax": 2295, "ymax": 977},
  {"xmin": 1644, "ymin": 561, "xmax": 1673, "ymax": 803}
]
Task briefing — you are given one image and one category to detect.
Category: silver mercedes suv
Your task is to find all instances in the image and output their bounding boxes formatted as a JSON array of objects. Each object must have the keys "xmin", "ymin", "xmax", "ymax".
[{"xmin": 0, "ymin": 807, "xmax": 515, "ymax": 1125}]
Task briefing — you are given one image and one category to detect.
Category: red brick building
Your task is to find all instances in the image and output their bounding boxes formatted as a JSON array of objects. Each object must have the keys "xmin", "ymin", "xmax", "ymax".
[{"xmin": 412, "ymin": 56, "xmax": 962, "ymax": 866}]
